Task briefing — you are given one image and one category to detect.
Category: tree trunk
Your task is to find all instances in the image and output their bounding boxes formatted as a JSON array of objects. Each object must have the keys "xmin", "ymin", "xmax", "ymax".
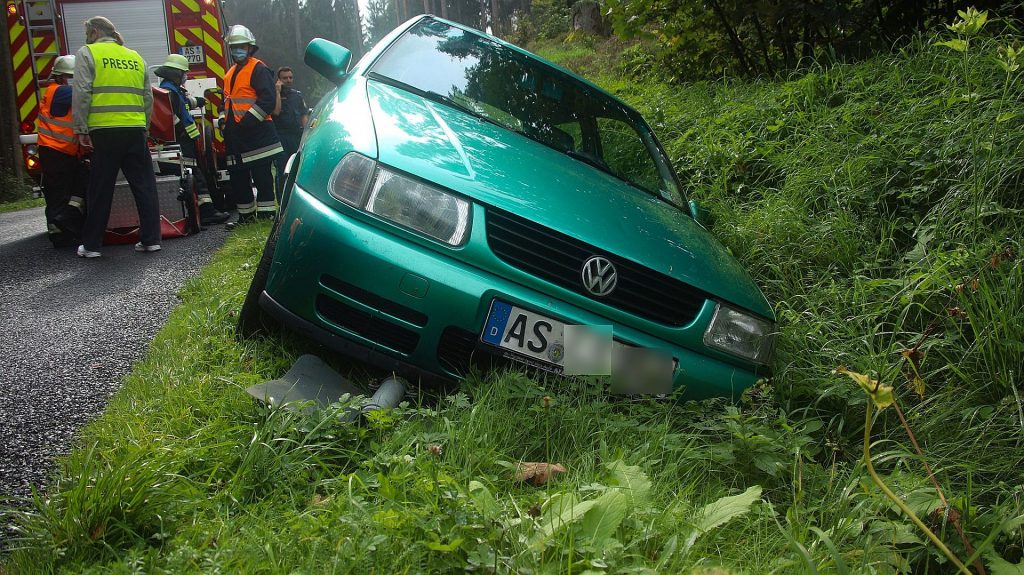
[
  {"xmin": 0, "ymin": 13, "xmax": 23, "ymax": 179},
  {"xmin": 708, "ymin": 0, "xmax": 753, "ymax": 76},
  {"xmin": 440, "ymin": 0, "xmax": 447, "ymax": 19},
  {"xmin": 348, "ymin": 0, "xmax": 363, "ymax": 56},
  {"xmin": 751, "ymin": 11, "xmax": 774, "ymax": 76},
  {"xmin": 570, "ymin": 0, "xmax": 606, "ymax": 35},
  {"xmin": 490, "ymin": 0, "xmax": 500, "ymax": 34},
  {"xmin": 287, "ymin": 0, "xmax": 302, "ymax": 66}
]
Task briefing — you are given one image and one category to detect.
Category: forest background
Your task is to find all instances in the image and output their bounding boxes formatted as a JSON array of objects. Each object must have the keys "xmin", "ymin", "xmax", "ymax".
[{"xmin": 228, "ymin": 0, "xmax": 1024, "ymax": 100}]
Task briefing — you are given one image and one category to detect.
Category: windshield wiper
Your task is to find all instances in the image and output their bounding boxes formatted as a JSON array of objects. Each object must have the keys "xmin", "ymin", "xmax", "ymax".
[
  {"xmin": 565, "ymin": 149, "xmax": 682, "ymax": 209},
  {"xmin": 565, "ymin": 149, "xmax": 614, "ymax": 176},
  {"xmin": 366, "ymin": 72, "xmax": 505, "ymax": 129}
]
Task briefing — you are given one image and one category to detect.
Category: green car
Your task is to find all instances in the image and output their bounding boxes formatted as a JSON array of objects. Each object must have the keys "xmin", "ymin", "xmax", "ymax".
[{"xmin": 240, "ymin": 15, "xmax": 776, "ymax": 399}]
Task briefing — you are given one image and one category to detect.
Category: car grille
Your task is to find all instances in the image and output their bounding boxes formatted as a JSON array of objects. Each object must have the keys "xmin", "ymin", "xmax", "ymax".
[
  {"xmin": 436, "ymin": 326, "xmax": 478, "ymax": 375},
  {"xmin": 436, "ymin": 326, "xmax": 519, "ymax": 377},
  {"xmin": 316, "ymin": 294, "xmax": 420, "ymax": 354},
  {"xmin": 485, "ymin": 208, "xmax": 709, "ymax": 327}
]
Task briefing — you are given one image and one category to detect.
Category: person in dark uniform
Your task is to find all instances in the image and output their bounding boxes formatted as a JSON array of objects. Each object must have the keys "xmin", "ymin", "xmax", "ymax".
[
  {"xmin": 73, "ymin": 15, "xmax": 161, "ymax": 258},
  {"xmin": 272, "ymin": 66, "xmax": 307, "ymax": 203},
  {"xmin": 37, "ymin": 55, "xmax": 88, "ymax": 247},
  {"xmin": 154, "ymin": 53, "xmax": 229, "ymax": 225},
  {"xmin": 222, "ymin": 24, "xmax": 283, "ymax": 228}
]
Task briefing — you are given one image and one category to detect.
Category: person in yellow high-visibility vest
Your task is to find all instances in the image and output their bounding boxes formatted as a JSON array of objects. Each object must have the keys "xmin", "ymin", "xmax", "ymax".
[{"xmin": 71, "ymin": 16, "xmax": 161, "ymax": 258}]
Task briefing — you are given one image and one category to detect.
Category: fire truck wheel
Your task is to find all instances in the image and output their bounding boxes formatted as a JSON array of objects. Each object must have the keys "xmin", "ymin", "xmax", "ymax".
[{"xmin": 237, "ymin": 217, "xmax": 281, "ymax": 338}]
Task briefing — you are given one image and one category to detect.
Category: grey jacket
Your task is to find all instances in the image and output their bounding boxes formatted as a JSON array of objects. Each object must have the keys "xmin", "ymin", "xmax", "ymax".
[{"xmin": 72, "ymin": 37, "xmax": 153, "ymax": 134}]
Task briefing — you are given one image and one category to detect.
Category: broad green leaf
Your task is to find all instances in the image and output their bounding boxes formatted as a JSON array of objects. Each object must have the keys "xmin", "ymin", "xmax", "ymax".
[
  {"xmin": 935, "ymin": 39, "xmax": 967, "ymax": 52},
  {"xmin": 997, "ymin": 112, "xmax": 1017, "ymax": 123},
  {"xmin": 468, "ymin": 480, "xmax": 500, "ymax": 519},
  {"xmin": 834, "ymin": 367, "xmax": 894, "ymax": 409},
  {"xmin": 579, "ymin": 490, "xmax": 629, "ymax": 543},
  {"xmin": 912, "ymin": 375, "xmax": 926, "ymax": 399},
  {"xmin": 693, "ymin": 485, "xmax": 763, "ymax": 534},
  {"xmin": 423, "ymin": 536, "xmax": 464, "ymax": 552},
  {"xmin": 539, "ymin": 493, "xmax": 597, "ymax": 538},
  {"xmin": 985, "ymin": 552, "xmax": 1024, "ymax": 575},
  {"xmin": 605, "ymin": 460, "xmax": 652, "ymax": 506}
]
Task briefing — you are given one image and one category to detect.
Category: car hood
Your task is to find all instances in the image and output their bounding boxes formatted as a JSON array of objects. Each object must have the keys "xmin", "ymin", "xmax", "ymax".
[{"xmin": 366, "ymin": 81, "xmax": 773, "ymax": 319}]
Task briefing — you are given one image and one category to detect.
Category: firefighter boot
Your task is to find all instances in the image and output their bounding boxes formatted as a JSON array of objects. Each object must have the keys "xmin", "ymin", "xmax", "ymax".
[
  {"xmin": 52, "ymin": 205, "xmax": 84, "ymax": 239},
  {"xmin": 199, "ymin": 203, "xmax": 230, "ymax": 225}
]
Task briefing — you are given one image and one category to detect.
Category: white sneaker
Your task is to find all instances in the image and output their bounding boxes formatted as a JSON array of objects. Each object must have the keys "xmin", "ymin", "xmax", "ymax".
[
  {"xmin": 135, "ymin": 242, "xmax": 161, "ymax": 253},
  {"xmin": 77, "ymin": 245, "xmax": 101, "ymax": 258}
]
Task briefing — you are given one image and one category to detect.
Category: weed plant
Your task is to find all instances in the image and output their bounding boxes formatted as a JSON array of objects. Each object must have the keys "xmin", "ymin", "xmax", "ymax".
[{"xmin": 4, "ymin": 11, "xmax": 1024, "ymax": 575}]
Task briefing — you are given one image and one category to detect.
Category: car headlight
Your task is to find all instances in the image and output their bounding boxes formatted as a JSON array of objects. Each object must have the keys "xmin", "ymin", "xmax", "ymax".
[
  {"xmin": 703, "ymin": 303, "xmax": 776, "ymax": 365},
  {"xmin": 328, "ymin": 152, "xmax": 471, "ymax": 246}
]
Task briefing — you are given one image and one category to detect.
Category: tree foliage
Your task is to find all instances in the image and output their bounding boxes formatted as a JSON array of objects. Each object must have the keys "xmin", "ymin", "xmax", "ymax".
[
  {"xmin": 222, "ymin": 0, "xmax": 363, "ymax": 100},
  {"xmin": 603, "ymin": 0, "xmax": 1023, "ymax": 81}
]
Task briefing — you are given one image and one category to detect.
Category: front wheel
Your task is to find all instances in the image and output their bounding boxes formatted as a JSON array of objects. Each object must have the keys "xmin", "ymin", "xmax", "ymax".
[{"xmin": 237, "ymin": 219, "xmax": 280, "ymax": 338}]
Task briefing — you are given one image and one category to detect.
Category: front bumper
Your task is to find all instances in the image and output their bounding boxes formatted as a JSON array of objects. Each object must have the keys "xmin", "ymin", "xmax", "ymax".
[{"xmin": 263, "ymin": 186, "xmax": 761, "ymax": 400}]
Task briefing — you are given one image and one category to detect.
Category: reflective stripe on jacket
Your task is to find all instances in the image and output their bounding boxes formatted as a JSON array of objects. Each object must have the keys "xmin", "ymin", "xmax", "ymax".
[
  {"xmin": 225, "ymin": 58, "xmax": 272, "ymax": 123},
  {"xmin": 85, "ymin": 43, "xmax": 147, "ymax": 129},
  {"xmin": 38, "ymin": 83, "xmax": 78, "ymax": 155},
  {"xmin": 159, "ymin": 79, "xmax": 201, "ymax": 140}
]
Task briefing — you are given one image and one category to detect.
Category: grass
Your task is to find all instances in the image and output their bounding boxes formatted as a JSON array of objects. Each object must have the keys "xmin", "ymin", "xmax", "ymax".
[
  {"xmin": 4, "ymin": 12, "xmax": 1024, "ymax": 575},
  {"xmin": 0, "ymin": 168, "xmax": 36, "ymax": 210},
  {"xmin": 0, "ymin": 197, "xmax": 44, "ymax": 214}
]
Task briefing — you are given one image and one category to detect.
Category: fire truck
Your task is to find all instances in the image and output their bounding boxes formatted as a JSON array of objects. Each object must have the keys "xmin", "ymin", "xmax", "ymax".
[{"xmin": 4, "ymin": 0, "xmax": 230, "ymax": 185}]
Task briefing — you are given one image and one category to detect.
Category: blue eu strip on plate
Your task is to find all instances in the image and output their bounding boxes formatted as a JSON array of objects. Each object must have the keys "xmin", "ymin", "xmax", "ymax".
[{"xmin": 481, "ymin": 300, "xmax": 512, "ymax": 345}]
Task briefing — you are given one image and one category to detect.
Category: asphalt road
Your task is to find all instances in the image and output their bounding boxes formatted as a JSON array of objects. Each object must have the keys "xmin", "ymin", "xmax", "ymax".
[{"xmin": 0, "ymin": 206, "xmax": 227, "ymax": 521}]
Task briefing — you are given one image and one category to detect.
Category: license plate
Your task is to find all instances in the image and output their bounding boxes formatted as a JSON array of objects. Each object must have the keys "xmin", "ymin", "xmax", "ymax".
[
  {"xmin": 180, "ymin": 45, "xmax": 204, "ymax": 64},
  {"xmin": 481, "ymin": 301, "xmax": 566, "ymax": 369}
]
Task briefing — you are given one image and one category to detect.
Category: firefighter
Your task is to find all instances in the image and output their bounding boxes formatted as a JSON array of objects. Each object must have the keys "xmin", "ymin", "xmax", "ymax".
[
  {"xmin": 222, "ymin": 24, "xmax": 282, "ymax": 228},
  {"xmin": 154, "ymin": 53, "xmax": 229, "ymax": 225},
  {"xmin": 38, "ymin": 55, "xmax": 87, "ymax": 247},
  {"xmin": 73, "ymin": 16, "xmax": 161, "ymax": 257}
]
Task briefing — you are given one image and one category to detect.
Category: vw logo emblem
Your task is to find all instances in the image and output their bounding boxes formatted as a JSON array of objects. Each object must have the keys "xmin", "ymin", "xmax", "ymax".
[{"xmin": 581, "ymin": 256, "xmax": 617, "ymax": 297}]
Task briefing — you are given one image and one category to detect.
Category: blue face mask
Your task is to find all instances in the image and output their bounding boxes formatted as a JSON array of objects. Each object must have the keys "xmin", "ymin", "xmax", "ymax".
[{"xmin": 230, "ymin": 48, "xmax": 249, "ymax": 63}]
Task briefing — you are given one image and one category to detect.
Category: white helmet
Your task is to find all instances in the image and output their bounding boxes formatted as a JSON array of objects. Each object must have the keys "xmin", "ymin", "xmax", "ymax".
[
  {"xmin": 225, "ymin": 25, "xmax": 257, "ymax": 49},
  {"xmin": 52, "ymin": 55, "xmax": 75, "ymax": 76},
  {"xmin": 161, "ymin": 53, "xmax": 190, "ymax": 71}
]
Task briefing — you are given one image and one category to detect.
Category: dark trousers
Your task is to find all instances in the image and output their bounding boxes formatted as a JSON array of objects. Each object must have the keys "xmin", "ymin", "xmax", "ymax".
[
  {"xmin": 229, "ymin": 159, "xmax": 275, "ymax": 216},
  {"xmin": 39, "ymin": 146, "xmax": 86, "ymax": 227},
  {"xmin": 274, "ymin": 131, "xmax": 301, "ymax": 203},
  {"xmin": 81, "ymin": 128, "xmax": 161, "ymax": 251}
]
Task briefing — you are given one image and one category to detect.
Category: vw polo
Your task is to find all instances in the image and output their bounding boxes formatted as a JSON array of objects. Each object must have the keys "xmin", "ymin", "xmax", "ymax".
[{"xmin": 239, "ymin": 16, "xmax": 776, "ymax": 399}]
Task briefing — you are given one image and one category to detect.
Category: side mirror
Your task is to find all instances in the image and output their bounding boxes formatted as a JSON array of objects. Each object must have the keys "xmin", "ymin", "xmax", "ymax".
[
  {"xmin": 305, "ymin": 38, "xmax": 352, "ymax": 85},
  {"xmin": 689, "ymin": 199, "xmax": 714, "ymax": 228}
]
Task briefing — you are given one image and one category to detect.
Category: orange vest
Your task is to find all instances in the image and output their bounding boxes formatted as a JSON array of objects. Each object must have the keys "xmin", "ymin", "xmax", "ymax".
[
  {"xmin": 225, "ymin": 58, "xmax": 272, "ymax": 123},
  {"xmin": 38, "ymin": 83, "xmax": 78, "ymax": 155}
]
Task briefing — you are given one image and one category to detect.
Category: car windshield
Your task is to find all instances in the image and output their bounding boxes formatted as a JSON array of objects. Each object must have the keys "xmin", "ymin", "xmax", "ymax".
[{"xmin": 367, "ymin": 18, "xmax": 684, "ymax": 207}]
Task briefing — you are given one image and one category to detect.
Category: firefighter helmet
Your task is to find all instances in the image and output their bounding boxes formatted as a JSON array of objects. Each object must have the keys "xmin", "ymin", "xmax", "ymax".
[
  {"xmin": 225, "ymin": 25, "xmax": 257, "ymax": 47},
  {"xmin": 52, "ymin": 55, "xmax": 75, "ymax": 76},
  {"xmin": 161, "ymin": 53, "xmax": 190, "ymax": 71}
]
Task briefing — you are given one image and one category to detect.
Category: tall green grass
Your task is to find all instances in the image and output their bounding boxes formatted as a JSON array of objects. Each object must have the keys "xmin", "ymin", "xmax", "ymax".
[{"xmin": 3, "ymin": 13, "xmax": 1024, "ymax": 575}]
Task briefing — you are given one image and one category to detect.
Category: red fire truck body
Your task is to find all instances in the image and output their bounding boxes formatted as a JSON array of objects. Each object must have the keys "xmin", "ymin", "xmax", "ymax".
[{"xmin": 5, "ymin": 0, "xmax": 229, "ymax": 179}]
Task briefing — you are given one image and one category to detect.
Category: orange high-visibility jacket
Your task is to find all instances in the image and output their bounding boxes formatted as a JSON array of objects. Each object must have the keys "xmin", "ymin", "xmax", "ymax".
[
  {"xmin": 38, "ymin": 83, "xmax": 78, "ymax": 155},
  {"xmin": 225, "ymin": 58, "xmax": 273, "ymax": 123}
]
